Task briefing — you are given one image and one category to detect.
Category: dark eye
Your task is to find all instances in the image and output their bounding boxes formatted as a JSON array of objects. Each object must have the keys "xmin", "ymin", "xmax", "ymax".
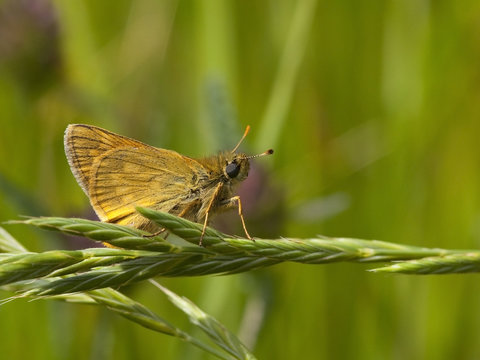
[{"xmin": 225, "ymin": 161, "xmax": 240, "ymax": 178}]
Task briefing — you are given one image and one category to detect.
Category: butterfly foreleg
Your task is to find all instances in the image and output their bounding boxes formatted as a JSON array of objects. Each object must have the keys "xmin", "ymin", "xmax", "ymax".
[{"xmin": 199, "ymin": 182, "xmax": 224, "ymax": 246}]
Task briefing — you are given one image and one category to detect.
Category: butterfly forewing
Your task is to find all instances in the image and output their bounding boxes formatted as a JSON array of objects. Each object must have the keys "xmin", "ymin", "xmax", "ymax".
[
  {"xmin": 65, "ymin": 124, "xmax": 208, "ymax": 230},
  {"xmin": 64, "ymin": 124, "xmax": 148, "ymax": 195}
]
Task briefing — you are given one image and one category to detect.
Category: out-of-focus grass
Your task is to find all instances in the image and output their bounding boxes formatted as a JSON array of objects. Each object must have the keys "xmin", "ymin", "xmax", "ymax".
[{"xmin": 1, "ymin": 0, "xmax": 480, "ymax": 359}]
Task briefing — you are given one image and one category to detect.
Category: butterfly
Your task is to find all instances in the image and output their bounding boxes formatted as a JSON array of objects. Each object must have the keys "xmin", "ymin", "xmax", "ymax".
[{"xmin": 64, "ymin": 124, "xmax": 273, "ymax": 245}]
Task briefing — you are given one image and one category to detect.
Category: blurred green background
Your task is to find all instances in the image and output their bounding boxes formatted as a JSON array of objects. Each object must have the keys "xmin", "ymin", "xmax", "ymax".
[{"xmin": 1, "ymin": 0, "xmax": 480, "ymax": 359}]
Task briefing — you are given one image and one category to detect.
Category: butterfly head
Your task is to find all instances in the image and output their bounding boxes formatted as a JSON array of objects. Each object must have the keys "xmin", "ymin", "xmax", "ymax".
[{"xmin": 222, "ymin": 125, "xmax": 274, "ymax": 183}]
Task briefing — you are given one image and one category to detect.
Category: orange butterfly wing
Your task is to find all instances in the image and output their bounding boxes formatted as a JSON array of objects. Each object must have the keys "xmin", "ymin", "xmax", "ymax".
[{"xmin": 64, "ymin": 124, "xmax": 208, "ymax": 230}]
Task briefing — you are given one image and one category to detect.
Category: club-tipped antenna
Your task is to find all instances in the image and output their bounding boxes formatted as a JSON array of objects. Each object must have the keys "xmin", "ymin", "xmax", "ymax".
[
  {"xmin": 246, "ymin": 148, "xmax": 274, "ymax": 159},
  {"xmin": 231, "ymin": 125, "xmax": 251, "ymax": 153}
]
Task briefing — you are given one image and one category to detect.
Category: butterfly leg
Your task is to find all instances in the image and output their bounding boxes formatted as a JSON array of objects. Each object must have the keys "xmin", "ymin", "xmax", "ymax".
[
  {"xmin": 143, "ymin": 228, "xmax": 168, "ymax": 238},
  {"xmin": 200, "ymin": 182, "xmax": 224, "ymax": 246},
  {"xmin": 221, "ymin": 196, "xmax": 253, "ymax": 241}
]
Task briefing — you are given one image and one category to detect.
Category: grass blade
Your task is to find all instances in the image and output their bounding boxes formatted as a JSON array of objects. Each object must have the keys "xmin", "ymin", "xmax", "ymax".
[
  {"xmin": 8, "ymin": 217, "xmax": 175, "ymax": 252},
  {"xmin": 151, "ymin": 280, "xmax": 256, "ymax": 360},
  {"xmin": 371, "ymin": 253, "xmax": 480, "ymax": 274},
  {"xmin": 4, "ymin": 208, "xmax": 480, "ymax": 298},
  {"xmin": 0, "ymin": 227, "xmax": 27, "ymax": 253}
]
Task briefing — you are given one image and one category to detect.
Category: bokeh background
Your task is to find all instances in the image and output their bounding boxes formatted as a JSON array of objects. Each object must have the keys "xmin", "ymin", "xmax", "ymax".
[{"xmin": 1, "ymin": 0, "xmax": 480, "ymax": 359}]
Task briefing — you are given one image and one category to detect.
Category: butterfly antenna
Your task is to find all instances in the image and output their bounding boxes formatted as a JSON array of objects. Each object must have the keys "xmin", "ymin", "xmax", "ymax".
[
  {"xmin": 231, "ymin": 125, "xmax": 251, "ymax": 153},
  {"xmin": 246, "ymin": 149, "xmax": 274, "ymax": 159}
]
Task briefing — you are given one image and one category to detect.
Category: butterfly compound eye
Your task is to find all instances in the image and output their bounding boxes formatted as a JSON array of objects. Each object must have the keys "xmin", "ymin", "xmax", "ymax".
[{"xmin": 225, "ymin": 161, "xmax": 240, "ymax": 178}]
